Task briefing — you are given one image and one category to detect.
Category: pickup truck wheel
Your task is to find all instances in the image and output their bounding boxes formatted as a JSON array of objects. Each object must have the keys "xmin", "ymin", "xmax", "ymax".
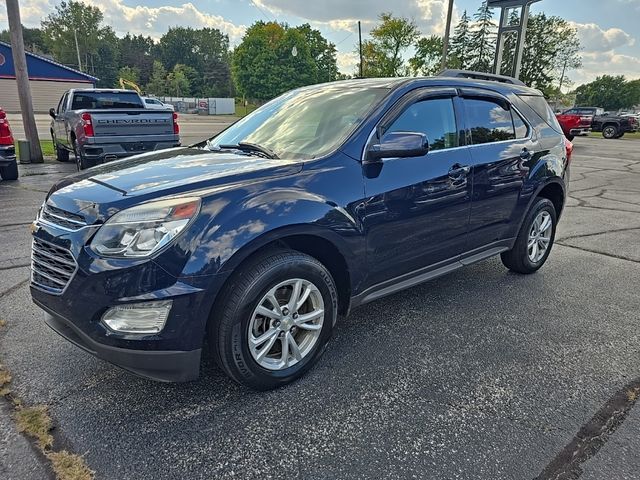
[
  {"xmin": 53, "ymin": 136, "xmax": 69, "ymax": 162},
  {"xmin": 602, "ymin": 125, "xmax": 618, "ymax": 139},
  {"xmin": 211, "ymin": 250, "xmax": 337, "ymax": 390},
  {"xmin": 566, "ymin": 134, "xmax": 575, "ymax": 141},
  {"xmin": 615, "ymin": 132, "xmax": 625, "ymax": 139},
  {"xmin": 73, "ymin": 139, "xmax": 94, "ymax": 170},
  {"xmin": 501, "ymin": 198, "xmax": 557, "ymax": 274},
  {"xmin": 0, "ymin": 160, "xmax": 19, "ymax": 181}
]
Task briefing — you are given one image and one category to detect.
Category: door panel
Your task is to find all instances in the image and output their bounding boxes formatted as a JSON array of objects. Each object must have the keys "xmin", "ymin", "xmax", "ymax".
[
  {"xmin": 362, "ymin": 95, "xmax": 473, "ymax": 287},
  {"xmin": 462, "ymin": 96, "xmax": 532, "ymax": 249}
]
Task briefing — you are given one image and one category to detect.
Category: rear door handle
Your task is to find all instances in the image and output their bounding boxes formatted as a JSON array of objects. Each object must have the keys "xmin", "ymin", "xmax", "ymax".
[{"xmin": 449, "ymin": 165, "xmax": 471, "ymax": 178}]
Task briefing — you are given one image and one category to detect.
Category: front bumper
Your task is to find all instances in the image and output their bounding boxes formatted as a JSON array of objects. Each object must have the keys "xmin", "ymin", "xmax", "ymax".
[{"xmin": 39, "ymin": 304, "xmax": 201, "ymax": 382}]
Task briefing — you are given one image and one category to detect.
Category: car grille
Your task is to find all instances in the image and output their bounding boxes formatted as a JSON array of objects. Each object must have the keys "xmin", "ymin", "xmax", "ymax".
[
  {"xmin": 31, "ymin": 238, "xmax": 77, "ymax": 294},
  {"xmin": 40, "ymin": 204, "xmax": 87, "ymax": 230}
]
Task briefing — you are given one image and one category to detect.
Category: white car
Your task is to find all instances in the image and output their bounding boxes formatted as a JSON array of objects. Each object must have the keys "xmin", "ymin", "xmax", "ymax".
[{"xmin": 142, "ymin": 97, "xmax": 174, "ymax": 111}]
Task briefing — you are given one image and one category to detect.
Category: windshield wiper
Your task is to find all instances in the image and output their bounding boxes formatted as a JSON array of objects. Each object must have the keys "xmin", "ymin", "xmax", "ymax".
[{"xmin": 218, "ymin": 142, "xmax": 279, "ymax": 159}]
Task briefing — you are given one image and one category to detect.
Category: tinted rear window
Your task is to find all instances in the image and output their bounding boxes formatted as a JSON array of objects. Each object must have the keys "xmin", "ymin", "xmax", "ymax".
[
  {"xmin": 71, "ymin": 92, "xmax": 144, "ymax": 110},
  {"xmin": 518, "ymin": 94, "xmax": 562, "ymax": 133},
  {"xmin": 464, "ymin": 98, "xmax": 516, "ymax": 144}
]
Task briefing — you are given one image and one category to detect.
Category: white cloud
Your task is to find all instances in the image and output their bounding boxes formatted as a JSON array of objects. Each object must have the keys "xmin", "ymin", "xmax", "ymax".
[
  {"xmin": 572, "ymin": 50, "xmax": 640, "ymax": 84},
  {"xmin": 570, "ymin": 21, "xmax": 635, "ymax": 52},
  {"xmin": 0, "ymin": 0, "xmax": 247, "ymax": 44},
  {"xmin": 336, "ymin": 51, "xmax": 358, "ymax": 75}
]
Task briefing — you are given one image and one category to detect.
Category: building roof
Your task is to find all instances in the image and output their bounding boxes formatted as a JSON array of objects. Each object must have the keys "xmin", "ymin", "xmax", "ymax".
[{"xmin": 0, "ymin": 41, "xmax": 98, "ymax": 83}]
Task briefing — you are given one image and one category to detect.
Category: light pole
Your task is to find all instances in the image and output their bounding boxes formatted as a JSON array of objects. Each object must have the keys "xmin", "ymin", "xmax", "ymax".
[{"xmin": 441, "ymin": 0, "xmax": 455, "ymax": 71}]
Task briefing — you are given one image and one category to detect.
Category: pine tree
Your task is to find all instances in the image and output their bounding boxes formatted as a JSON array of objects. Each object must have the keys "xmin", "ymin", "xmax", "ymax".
[
  {"xmin": 469, "ymin": 1, "xmax": 497, "ymax": 73},
  {"xmin": 449, "ymin": 10, "xmax": 471, "ymax": 69}
]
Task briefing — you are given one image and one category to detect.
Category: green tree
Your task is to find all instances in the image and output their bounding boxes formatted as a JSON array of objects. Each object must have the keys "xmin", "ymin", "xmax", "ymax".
[
  {"xmin": 119, "ymin": 34, "xmax": 155, "ymax": 85},
  {"xmin": 499, "ymin": 9, "xmax": 521, "ymax": 77},
  {"xmin": 409, "ymin": 35, "xmax": 444, "ymax": 76},
  {"xmin": 117, "ymin": 66, "xmax": 140, "ymax": 86},
  {"xmin": 360, "ymin": 13, "xmax": 420, "ymax": 77},
  {"xmin": 519, "ymin": 14, "xmax": 582, "ymax": 95},
  {"xmin": 0, "ymin": 25, "xmax": 50, "ymax": 54},
  {"xmin": 168, "ymin": 64, "xmax": 191, "ymax": 96},
  {"xmin": 41, "ymin": 1, "xmax": 108, "ymax": 72},
  {"xmin": 146, "ymin": 61, "xmax": 169, "ymax": 96},
  {"xmin": 94, "ymin": 29, "xmax": 119, "ymax": 88},
  {"xmin": 295, "ymin": 24, "xmax": 338, "ymax": 82},
  {"xmin": 233, "ymin": 21, "xmax": 320, "ymax": 101},
  {"xmin": 575, "ymin": 75, "xmax": 640, "ymax": 111},
  {"xmin": 448, "ymin": 10, "xmax": 472, "ymax": 69},
  {"xmin": 468, "ymin": 1, "xmax": 496, "ymax": 72}
]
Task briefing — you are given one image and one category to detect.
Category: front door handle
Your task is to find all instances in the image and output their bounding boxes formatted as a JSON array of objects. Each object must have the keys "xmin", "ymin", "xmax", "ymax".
[{"xmin": 449, "ymin": 164, "xmax": 471, "ymax": 178}]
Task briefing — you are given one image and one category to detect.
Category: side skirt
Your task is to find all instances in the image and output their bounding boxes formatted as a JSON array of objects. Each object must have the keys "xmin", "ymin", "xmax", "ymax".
[{"xmin": 350, "ymin": 239, "xmax": 514, "ymax": 309}]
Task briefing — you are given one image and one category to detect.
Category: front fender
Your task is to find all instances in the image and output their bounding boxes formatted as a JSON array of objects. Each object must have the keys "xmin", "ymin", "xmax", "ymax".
[{"xmin": 176, "ymin": 186, "xmax": 364, "ymax": 281}]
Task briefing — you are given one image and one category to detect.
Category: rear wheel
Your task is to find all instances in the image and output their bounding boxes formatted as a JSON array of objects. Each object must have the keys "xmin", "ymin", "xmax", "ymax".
[
  {"xmin": 501, "ymin": 198, "xmax": 557, "ymax": 274},
  {"xmin": 210, "ymin": 250, "xmax": 337, "ymax": 390},
  {"xmin": 73, "ymin": 138, "xmax": 94, "ymax": 170},
  {"xmin": 602, "ymin": 125, "xmax": 618, "ymax": 139},
  {"xmin": 52, "ymin": 134, "xmax": 69, "ymax": 162},
  {"xmin": 566, "ymin": 134, "xmax": 575, "ymax": 141},
  {"xmin": 0, "ymin": 160, "xmax": 18, "ymax": 180}
]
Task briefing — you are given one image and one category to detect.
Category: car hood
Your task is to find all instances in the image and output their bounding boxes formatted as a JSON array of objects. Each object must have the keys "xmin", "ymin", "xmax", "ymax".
[{"xmin": 47, "ymin": 147, "xmax": 302, "ymax": 220}]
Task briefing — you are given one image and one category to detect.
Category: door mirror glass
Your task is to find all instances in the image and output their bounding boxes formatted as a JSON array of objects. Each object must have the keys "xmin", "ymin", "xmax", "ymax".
[
  {"xmin": 49, "ymin": 108, "xmax": 57, "ymax": 119},
  {"xmin": 367, "ymin": 132, "xmax": 429, "ymax": 162}
]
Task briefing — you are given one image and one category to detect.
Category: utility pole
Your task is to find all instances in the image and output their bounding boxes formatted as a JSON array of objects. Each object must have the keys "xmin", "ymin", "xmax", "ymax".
[
  {"xmin": 5, "ymin": 0, "xmax": 43, "ymax": 163},
  {"xmin": 441, "ymin": 0, "xmax": 455, "ymax": 71},
  {"xmin": 74, "ymin": 29, "xmax": 82, "ymax": 71},
  {"xmin": 358, "ymin": 21, "xmax": 363, "ymax": 78}
]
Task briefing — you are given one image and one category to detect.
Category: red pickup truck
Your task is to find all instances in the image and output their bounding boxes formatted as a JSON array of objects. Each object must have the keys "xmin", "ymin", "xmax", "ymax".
[
  {"xmin": 556, "ymin": 107, "xmax": 601, "ymax": 140},
  {"xmin": 0, "ymin": 108, "xmax": 18, "ymax": 181}
]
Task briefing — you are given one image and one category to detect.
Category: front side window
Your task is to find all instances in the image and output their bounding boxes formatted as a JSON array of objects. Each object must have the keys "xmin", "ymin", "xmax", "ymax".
[
  {"xmin": 464, "ymin": 98, "xmax": 516, "ymax": 145},
  {"xmin": 385, "ymin": 97, "xmax": 458, "ymax": 151},
  {"xmin": 58, "ymin": 93, "xmax": 68, "ymax": 114}
]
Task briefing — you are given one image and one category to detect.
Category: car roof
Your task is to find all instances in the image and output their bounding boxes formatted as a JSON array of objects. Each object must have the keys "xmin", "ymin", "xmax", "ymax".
[
  {"xmin": 312, "ymin": 75, "xmax": 543, "ymax": 97},
  {"xmin": 71, "ymin": 89, "xmax": 140, "ymax": 94}
]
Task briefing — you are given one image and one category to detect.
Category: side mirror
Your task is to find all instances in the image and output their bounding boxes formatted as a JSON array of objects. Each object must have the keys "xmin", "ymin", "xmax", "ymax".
[
  {"xmin": 49, "ymin": 108, "xmax": 57, "ymax": 119},
  {"xmin": 366, "ymin": 131, "xmax": 429, "ymax": 162}
]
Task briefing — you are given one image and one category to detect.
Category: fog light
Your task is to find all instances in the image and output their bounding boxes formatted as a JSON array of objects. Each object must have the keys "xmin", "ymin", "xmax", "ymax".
[{"xmin": 102, "ymin": 300, "xmax": 172, "ymax": 334}]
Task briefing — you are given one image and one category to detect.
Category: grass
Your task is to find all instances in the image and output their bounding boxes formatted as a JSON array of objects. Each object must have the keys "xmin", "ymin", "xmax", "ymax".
[
  {"xmin": 234, "ymin": 100, "xmax": 258, "ymax": 118},
  {"xmin": 15, "ymin": 140, "xmax": 55, "ymax": 158},
  {"xmin": 1, "ymin": 324, "xmax": 94, "ymax": 479}
]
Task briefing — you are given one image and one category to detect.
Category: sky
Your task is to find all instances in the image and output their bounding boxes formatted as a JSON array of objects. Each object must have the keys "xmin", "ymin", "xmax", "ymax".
[{"xmin": 1, "ymin": 0, "xmax": 639, "ymax": 87}]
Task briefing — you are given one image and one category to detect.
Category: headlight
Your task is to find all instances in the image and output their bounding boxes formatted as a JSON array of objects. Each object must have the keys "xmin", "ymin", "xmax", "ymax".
[{"xmin": 90, "ymin": 197, "xmax": 200, "ymax": 258}]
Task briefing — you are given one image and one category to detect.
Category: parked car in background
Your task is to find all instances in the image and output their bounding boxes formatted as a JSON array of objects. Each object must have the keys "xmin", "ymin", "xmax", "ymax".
[
  {"xmin": 143, "ymin": 97, "xmax": 175, "ymax": 111},
  {"xmin": 592, "ymin": 111, "xmax": 638, "ymax": 139},
  {"xmin": 50, "ymin": 89, "xmax": 180, "ymax": 170},
  {"xmin": 32, "ymin": 71, "xmax": 570, "ymax": 390},
  {"xmin": 556, "ymin": 109, "xmax": 593, "ymax": 140},
  {"xmin": 0, "ymin": 108, "xmax": 18, "ymax": 181}
]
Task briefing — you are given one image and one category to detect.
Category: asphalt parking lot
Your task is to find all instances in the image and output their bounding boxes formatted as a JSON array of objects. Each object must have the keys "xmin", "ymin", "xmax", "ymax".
[{"xmin": 1, "ymin": 136, "xmax": 639, "ymax": 479}]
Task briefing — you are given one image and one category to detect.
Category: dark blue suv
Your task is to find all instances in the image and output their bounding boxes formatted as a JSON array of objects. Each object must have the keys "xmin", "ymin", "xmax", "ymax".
[{"xmin": 31, "ymin": 71, "xmax": 569, "ymax": 390}]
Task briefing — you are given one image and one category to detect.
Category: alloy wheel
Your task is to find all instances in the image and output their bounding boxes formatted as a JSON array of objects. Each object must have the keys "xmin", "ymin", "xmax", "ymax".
[
  {"xmin": 248, "ymin": 278, "xmax": 324, "ymax": 371},
  {"xmin": 527, "ymin": 211, "xmax": 553, "ymax": 263}
]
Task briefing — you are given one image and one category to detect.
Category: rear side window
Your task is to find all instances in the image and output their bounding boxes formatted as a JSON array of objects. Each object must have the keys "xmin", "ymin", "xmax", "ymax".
[
  {"xmin": 464, "ymin": 98, "xmax": 515, "ymax": 144},
  {"xmin": 71, "ymin": 92, "xmax": 144, "ymax": 110},
  {"xmin": 386, "ymin": 98, "xmax": 458, "ymax": 151},
  {"xmin": 519, "ymin": 94, "xmax": 563, "ymax": 133}
]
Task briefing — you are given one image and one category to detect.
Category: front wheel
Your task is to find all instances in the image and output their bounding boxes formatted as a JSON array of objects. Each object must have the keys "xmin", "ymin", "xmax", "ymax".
[
  {"xmin": 52, "ymin": 134, "xmax": 69, "ymax": 162},
  {"xmin": 211, "ymin": 250, "xmax": 338, "ymax": 390},
  {"xmin": 501, "ymin": 198, "xmax": 557, "ymax": 274}
]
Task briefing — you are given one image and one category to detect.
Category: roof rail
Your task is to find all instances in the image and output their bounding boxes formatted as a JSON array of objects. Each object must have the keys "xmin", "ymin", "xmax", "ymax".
[{"xmin": 438, "ymin": 69, "xmax": 526, "ymax": 87}]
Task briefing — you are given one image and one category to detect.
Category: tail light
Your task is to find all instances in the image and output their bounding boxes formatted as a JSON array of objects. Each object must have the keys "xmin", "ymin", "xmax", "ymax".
[
  {"xmin": 81, "ymin": 112, "xmax": 94, "ymax": 137},
  {"xmin": 0, "ymin": 110, "xmax": 14, "ymax": 145},
  {"xmin": 564, "ymin": 137, "xmax": 573, "ymax": 164},
  {"xmin": 173, "ymin": 112, "xmax": 179, "ymax": 135}
]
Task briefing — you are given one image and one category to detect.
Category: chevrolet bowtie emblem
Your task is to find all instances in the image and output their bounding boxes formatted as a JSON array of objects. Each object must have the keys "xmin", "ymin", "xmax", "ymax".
[{"xmin": 30, "ymin": 222, "xmax": 40, "ymax": 234}]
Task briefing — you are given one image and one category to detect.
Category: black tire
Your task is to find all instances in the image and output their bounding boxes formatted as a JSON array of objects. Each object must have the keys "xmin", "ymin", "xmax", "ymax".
[
  {"xmin": 210, "ymin": 250, "xmax": 338, "ymax": 390},
  {"xmin": 615, "ymin": 132, "xmax": 625, "ymax": 139},
  {"xmin": 52, "ymin": 134, "xmax": 69, "ymax": 162},
  {"xmin": 602, "ymin": 124, "xmax": 618, "ymax": 139},
  {"xmin": 501, "ymin": 197, "xmax": 557, "ymax": 274},
  {"xmin": 73, "ymin": 138, "xmax": 94, "ymax": 170},
  {"xmin": 0, "ymin": 160, "xmax": 19, "ymax": 180},
  {"xmin": 566, "ymin": 134, "xmax": 575, "ymax": 141}
]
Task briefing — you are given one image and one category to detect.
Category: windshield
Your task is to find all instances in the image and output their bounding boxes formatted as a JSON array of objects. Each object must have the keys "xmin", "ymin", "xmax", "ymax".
[
  {"xmin": 209, "ymin": 85, "xmax": 388, "ymax": 159},
  {"xmin": 71, "ymin": 92, "xmax": 144, "ymax": 110}
]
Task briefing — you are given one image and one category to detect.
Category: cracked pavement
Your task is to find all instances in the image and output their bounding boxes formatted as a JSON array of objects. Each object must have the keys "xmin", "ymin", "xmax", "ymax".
[{"xmin": 0, "ymin": 136, "xmax": 639, "ymax": 479}]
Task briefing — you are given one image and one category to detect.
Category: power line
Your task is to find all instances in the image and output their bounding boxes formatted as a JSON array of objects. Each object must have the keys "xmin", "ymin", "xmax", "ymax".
[
  {"xmin": 334, "ymin": 31, "xmax": 354, "ymax": 46},
  {"xmin": 249, "ymin": 0, "xmax": 276, "ymax": 22}
]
